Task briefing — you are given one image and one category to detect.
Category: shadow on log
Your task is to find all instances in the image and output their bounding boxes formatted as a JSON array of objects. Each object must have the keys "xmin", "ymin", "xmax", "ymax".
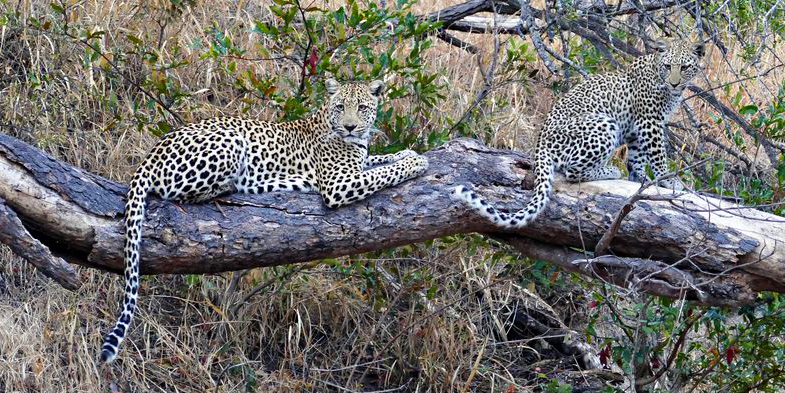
[{"xmin": 1, "ymin": 132, "xmax": 784, "ymax": 306}]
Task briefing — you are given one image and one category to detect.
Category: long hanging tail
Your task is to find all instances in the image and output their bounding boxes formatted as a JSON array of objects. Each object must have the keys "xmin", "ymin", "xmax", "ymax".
[
  {"xmin": 100, "ymin": 173, "xmax": 151, "ymax": 363},
  {"xmin": 453, "ymin": 155, "xmax": 554, "ymax": 229}
]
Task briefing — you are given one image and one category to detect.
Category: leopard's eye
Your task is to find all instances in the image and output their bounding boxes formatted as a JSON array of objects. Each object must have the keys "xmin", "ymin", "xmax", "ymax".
[
  {"xmin": 358, "ymin": 104, "xmax": 369, "ymax": 111},
  {"xmin": 335, "ymin": 104, "xmax": 344, "ymax": 111},
  {"xmin": 680, "ymin": 65, "xmax": 691, "ymax": 72}
]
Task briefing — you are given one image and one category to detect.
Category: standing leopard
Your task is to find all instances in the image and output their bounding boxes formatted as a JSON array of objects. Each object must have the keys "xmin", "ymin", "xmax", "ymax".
[
  {"xmin": 454, "ymin": 40, "xmax": 703, "ymax": 228},
  {"xmin": 100, "ymin": 79, "xmax": 429, "ymax": 363}
]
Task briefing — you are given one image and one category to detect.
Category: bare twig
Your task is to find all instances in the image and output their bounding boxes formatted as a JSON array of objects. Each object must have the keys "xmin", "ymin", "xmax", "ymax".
[
  {"xmin": 294, "ymin": 0, "xmax": 314, "ymax": 99},
  {"xmin": 435, "ymin": 30, "xmax": 478, "ymax": 54},
  {"xmin": 634, "ymin": 310, "xmax": 706, "ymax": 388},
  {"xmin": 688, "ymin": 85, "xmax": 781, "ymax": 166},
  {"xmin": 593, "ymin": 191, "xmax": 675, "ymax": 257},
  {"xmin": 594, "ymin": 158, "xmax": 710, "ymax": 256},
  {"xmin": 518, "ymin": 0, "xmax": 560, "ymax": 75}
]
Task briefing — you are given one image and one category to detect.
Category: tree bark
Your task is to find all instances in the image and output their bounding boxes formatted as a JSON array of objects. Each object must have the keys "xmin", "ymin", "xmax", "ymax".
[
  {"xmin": 0, "ymin": 196, "xmax": 80, "ymax": 290},
  {"xmin": 1, "ymin": 133, "xmax": 784, "ymax": 306}
]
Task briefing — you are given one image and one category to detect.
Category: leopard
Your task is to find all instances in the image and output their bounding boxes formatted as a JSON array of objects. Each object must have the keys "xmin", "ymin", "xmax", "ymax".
[
  {"xmin": 100, "ymin": 78, "xmax": 429, "ymax": 363},
  {"xmin": 454, "ymin": 40, "xmax": 704, "ymax": 229}
]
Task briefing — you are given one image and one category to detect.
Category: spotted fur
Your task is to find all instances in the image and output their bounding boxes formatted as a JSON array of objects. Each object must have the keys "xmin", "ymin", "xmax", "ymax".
[
  {"xmin": 100, "ymin": 79, "xmax": 429, "ymax": 363},
  {"xmin": 455, "ymin": 40, "xmax": 704, "ymax": 228}
]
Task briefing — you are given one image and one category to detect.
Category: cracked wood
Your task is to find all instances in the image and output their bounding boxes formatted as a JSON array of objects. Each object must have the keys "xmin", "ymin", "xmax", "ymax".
[{"xmin": 1, "ymin": 132, "xmax": 784, "ymax": 305}]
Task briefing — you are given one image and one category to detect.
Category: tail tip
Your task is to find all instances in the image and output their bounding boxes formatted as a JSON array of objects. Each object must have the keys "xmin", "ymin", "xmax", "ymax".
[{"xmin": 100, "ymin": 347, "xmax": 117, "ymax": 364}]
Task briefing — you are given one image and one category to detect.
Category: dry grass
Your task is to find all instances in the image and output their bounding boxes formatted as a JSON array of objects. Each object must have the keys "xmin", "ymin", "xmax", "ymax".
[{"xmin": 1, "ymin": 0, "xmax": 784, "ymax": 392}]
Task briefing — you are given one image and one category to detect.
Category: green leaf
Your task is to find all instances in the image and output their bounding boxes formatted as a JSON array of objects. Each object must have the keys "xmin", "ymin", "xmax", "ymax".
[
  {"xmin": 50, "ymin": 2, "xmax": 65, "ymax": 14},
  {"xmin": 126, "ymin": 34, "xmax": 143, "ymax": 47},
  {"xmin": 739, "ymin": 104, "xmax": 758, "ymax": 116}
]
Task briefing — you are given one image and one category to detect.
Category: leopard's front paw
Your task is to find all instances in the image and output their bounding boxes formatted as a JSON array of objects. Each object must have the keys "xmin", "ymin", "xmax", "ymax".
[
  {"xmin": 658, "ymin": 177, "xmax": 684, "ymax": 191},
  {"xmin": 394, "ymin": 149, "xmax": 418, "ymax": 161},
  {"xmin": 604, "ymin": 166, "xmax": 623, "ymax": 180},
  {"xmin": 405, "ymin": 155, "xmax": 429, "ymax": 178}
]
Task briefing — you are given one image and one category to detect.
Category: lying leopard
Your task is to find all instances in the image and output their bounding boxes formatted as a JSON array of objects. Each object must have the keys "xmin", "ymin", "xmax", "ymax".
[
  {"xmin": 455, "ymin": 40, "xmax": 703, "ymax": 228},
  {"xmin": 100, "ymin": 79, "xmax": 429, "ymax": 363}
]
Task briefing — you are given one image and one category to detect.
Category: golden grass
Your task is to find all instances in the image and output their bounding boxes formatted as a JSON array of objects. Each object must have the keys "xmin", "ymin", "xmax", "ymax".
[{"xmin": 1, "ymin": 0, "xmax": 783, "ymax": 392}]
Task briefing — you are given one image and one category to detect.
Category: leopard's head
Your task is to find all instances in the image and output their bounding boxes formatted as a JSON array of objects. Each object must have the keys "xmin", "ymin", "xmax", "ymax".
[
  {"xmin": 655, "ymin": 40, "xmax": 704, "ymax": 93},
  {"xmin": 325, "ymin": 78, "xmax": 384, "ymax": 145}
]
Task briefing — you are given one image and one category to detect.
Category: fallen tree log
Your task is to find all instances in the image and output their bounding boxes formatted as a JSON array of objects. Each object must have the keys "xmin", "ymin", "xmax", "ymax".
[{"xmin": 1, "ymin": 132, "xmax": 783, "ymax": 306}]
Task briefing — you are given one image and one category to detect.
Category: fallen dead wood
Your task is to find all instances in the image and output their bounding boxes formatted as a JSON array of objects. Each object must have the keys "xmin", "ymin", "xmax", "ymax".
[
  {"xmin": 1, "ymin": 132, "xmax": 784, "ymax": 306},
  {"xmin": 0, "ymin": 196, "xmax": 80, "ymax": 290}
]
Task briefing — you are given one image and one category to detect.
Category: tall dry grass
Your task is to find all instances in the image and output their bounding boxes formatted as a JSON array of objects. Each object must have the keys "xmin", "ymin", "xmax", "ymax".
[{"xmin": 1, "ymin": 0, "xmax": 783, "ymax": 392}]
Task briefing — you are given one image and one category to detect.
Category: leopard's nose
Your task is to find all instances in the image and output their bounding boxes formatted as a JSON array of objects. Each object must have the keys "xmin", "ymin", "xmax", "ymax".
[{"xmin": 344, "ymin": 124, "xmax": 357, "ymax": 132}]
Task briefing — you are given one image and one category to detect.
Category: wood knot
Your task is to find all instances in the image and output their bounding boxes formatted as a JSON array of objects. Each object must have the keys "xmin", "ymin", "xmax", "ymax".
[{"xmin": 159, "ymin": 228, "xmax": 178, "ymax": 245}]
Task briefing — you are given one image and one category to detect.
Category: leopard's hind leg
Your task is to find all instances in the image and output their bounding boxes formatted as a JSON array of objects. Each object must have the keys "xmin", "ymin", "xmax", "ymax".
[{"xmin": 561, "ymin": 113, "xmax": 623, "ymax": 182}]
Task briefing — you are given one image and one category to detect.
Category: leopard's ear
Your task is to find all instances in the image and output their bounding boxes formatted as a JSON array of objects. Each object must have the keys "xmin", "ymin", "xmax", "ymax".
[
  {"xmin": 326, "ymin": 78, "xmax": 340, "ymax": 95},
  {"xmin": 655, "ymin": 39, "xmax": 670, "ymax": 52},
  {"xmin": 368, "ymin": 80, "xmax": 385, "ymax": 97}
]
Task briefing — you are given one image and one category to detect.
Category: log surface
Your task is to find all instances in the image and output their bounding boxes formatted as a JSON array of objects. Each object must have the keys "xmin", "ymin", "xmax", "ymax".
[{"xmin": 1, "ymin": 132, "xmax": 783, "ymax": 306}]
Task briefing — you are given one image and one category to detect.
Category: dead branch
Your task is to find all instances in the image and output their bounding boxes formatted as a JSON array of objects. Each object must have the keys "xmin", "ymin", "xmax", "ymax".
[
  {"xmin": 1, "ymin": 132, "xmax": 784, "ymax": 307},
  {"xmin": 439, "ymin": 16, "xmax": 524, "ymax": 34},
  {"xmin": 422, "ymin": 0, "xmax": 508, "ymax": 25},
  {"xmin": 0, "ymin": 196, "xmax": 80, "ymax": 290},
  {"xmin": 435, "ymin": 30, "xmax": 478, "ymax": 54}
]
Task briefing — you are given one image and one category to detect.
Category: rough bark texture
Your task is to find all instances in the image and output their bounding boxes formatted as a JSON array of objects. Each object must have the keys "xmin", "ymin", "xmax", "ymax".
[
  {"xmin": 1, "ymin": 133, "xmax": 784, "ymax": 306},
  {"xmin": 0, "ymin": 196, "xmax": 80, "ymax": 290}
]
